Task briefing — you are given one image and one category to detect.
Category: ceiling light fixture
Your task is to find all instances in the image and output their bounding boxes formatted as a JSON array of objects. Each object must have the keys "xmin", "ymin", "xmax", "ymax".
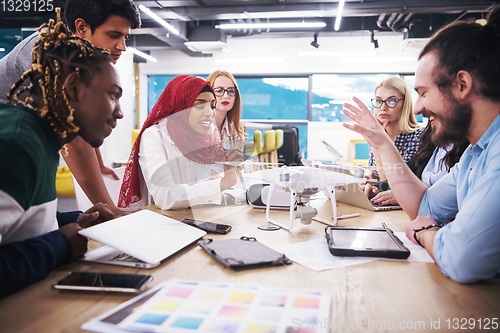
[
  {"xmin": 215, "ymin": 57, "xmax": 285, "ymax": 64},
  {"xmin": 298, "ymin": 51, "xmax": 378, "ymax": 57},
  {"xmin": 339, "ymin": 56, "xmax": 416, "ymax": 62},
  {"xmin": 216, "ymin": 22, "xmax": 326, "ymax": 30},
  {"xmin": 0, "ymin": 48, "xmax": 5, "ymax": 52},
  {"xmin": 311, "ymin": 33, "xmax": 319, "ymax": 48},
  {"xmin": 127, "ymin": 47, "xmax": 158, "ymax": 63},
  {"xmin": 138, "ymin": 4, "xmax": 180, "ymax": 36},
  {"xmin": 334, "ymin": 0, "xmax": 345, "ymax": 31}
]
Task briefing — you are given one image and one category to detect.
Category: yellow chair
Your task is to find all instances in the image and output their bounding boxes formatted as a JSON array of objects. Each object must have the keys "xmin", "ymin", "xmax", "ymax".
[
  {"xmin": 253, "ymin": 130, "xmax": 265, "ymax": 170},
  {"xmin": 253, "ymin": 129, "xmax": 279, "ymax": 169},
  {"xmin": 270, "ymin": 129, "xmax": 284, "ymax": 166},
  {"xmin": 55, "ymin": 166, "xmax": 75, "ymax": 197}
]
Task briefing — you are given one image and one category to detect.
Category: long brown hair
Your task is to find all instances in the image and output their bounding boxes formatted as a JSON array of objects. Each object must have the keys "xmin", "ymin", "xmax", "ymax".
[{"xmin": 414, "ymin": 122, "xmax": 469, "ymax": 170}]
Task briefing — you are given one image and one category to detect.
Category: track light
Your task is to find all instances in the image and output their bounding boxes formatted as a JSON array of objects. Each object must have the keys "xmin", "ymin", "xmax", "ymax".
[
  {"xmin": 371, "ymin": 31, "xmax": 379, "ymax": 49},
  {"xmin": 216, "ymin": 22, "xmax": 326, "ymax": 30},
  {"xmin": 334, "ymin": 0, "xmax": 345, "ymax": 31},
  {"xmin": 138, "ymin": 4, "xmax": 180, "ymax": 36},
  {"xmin": 127, "ymin": 47, "xmax": 158, "ymax": 62},
  {"xmin": 311, "ymin": 33, "xmax": 319, "ymax": 48}
]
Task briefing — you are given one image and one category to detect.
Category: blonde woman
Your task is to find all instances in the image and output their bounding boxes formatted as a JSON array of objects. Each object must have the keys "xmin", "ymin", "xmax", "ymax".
[
  {"xmin": 206, "ymin": 70, "xmax": 244, "ymax": 141},
  {"xmin": 369, "ymin": 77, "xmax": 422, "ymax": 180}
]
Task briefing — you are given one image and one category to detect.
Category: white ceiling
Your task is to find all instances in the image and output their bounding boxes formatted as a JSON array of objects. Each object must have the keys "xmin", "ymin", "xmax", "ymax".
[{"xmin": 1, "ymin": 0, "xmax": 498, "ymax": 58}]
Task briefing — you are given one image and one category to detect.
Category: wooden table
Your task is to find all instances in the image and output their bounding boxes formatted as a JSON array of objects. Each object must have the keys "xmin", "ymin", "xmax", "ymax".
[{"xmin": 0, "ymin": 201, "xmax": 499, "ymax": 332}]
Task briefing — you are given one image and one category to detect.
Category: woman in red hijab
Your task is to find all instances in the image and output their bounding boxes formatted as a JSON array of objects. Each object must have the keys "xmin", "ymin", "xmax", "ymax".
[{"xmin": 118, "ymin": 75, "xmax": 239, "ymax": 210}]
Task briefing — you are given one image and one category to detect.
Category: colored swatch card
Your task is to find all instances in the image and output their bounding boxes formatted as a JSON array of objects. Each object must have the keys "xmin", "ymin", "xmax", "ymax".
[
  {"xmin": 115, "ymin": 278, "xmax": 331, "ymax": 333},
  {"xmin": 81, "ymin": 282, "xmax": 170, "ymax": 333}
]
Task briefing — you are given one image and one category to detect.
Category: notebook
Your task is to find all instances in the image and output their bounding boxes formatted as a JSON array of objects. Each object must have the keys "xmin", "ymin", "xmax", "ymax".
[
  {"xmin": 334, "ymin": 182, "xmax": 402, "ymax": 211},
  {"xmin": 78, "ymin": 210, "xmax": 206, "ymax": 268}
]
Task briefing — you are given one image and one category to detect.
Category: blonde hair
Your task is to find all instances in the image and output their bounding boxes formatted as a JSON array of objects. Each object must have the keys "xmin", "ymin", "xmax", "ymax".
[
  {"xmin": 375, "ymin": 77, "xmax": 420, "ymax": 133},
  {"xmin": 206, "ymin": 70, "xmax": 244, "ymax": 139}
]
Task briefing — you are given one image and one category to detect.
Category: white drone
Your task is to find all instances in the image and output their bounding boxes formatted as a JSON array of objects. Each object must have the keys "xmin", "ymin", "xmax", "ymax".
[{"xmin": 248, "ymin": 165, "xmax": 365, "ymax": 231}]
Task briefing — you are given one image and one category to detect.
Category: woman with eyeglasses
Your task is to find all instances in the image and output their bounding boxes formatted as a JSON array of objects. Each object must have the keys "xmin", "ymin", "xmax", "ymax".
[
  {"xmin": 206, "ymin": 70, "xmax": 245, "ymax": 141},
  {"xmin": 367, "ymin": 77, "xmax": 422, "ymax": 181}
]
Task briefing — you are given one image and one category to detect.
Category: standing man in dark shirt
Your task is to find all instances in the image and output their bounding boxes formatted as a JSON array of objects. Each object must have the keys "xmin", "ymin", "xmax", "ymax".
[{"xmin": 0, "ymin": 0, "xmax": 141, "ymax": 217}]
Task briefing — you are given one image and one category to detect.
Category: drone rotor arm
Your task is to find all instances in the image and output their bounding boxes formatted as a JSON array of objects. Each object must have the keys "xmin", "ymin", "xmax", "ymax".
[{"xmin": 327, "ymin": 186, "xmax": 338, "ymax": 226}]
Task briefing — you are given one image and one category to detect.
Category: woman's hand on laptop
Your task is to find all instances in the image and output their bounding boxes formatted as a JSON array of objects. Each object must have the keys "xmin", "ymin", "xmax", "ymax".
[
  {"xmin": 370, "ymin": 190, "xmax": 399, "ymax": 206},
  {"xmin": 361, "ymin": 183, "xmax": 379, "ymax": 199},
  {"xmin": 77, "ymin": 203, "xmax": 115, "ymax": 228}
]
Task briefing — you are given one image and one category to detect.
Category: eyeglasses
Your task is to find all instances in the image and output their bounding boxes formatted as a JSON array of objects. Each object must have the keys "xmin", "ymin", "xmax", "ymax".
[
  {"xmin": 214, "ymin": 87, "xmax": 237, "ymax": 97},
  {"xmin": 371, "ymin": 97, "xmax": 404, "ymax": 108}
]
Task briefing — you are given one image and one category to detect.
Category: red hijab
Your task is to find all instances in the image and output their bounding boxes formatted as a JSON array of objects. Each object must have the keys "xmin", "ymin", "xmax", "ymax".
[{"xmin": 118, "ymin": 75, "xmax": 226, "ymax": 208}]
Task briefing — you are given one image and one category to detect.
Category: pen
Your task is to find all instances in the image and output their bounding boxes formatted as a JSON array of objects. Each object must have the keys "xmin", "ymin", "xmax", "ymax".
[
  {"xmin": 222, "ymin": 148, "xmax": 258, "ymax": 160},
  {"xmin": 313, "ymin": 213, "xmax": 361, "ymax": 226},
  {"xmin": 312, "ymin": 217, "xmax": 336, "ymax": 226},
  {"xmin": 331, "ymin": 213, "xmax": 361, "ymax": 220}
]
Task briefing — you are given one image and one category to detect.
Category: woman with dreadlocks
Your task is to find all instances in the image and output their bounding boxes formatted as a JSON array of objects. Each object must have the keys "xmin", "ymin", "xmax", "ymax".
[{"xmin": 0, "ymin": 11, "xmax": 122, "ymax": 298}]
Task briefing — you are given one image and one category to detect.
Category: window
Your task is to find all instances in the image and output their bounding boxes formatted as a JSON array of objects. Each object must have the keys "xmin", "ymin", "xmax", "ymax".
[
  {"xmin": 402, "ymin": 75, "xmax": 425, "ymax": 123},
  {"xmin": 237, "ymin": 77, "xmax": 308, "ymax": 158},
  {"xmin": 237, "ymin": 78, "xmax": 308, "ymax": 120},
  {"xmin": 148, "ymin": 75, "xmax": 176, "ymax": 114},
  {"xmin": 311, "ymin": 74, "xmax": 396, "ymax": 122},
  {"xmin": 147, "ymin": 74, "xmax": 420, "ymax": 160}
]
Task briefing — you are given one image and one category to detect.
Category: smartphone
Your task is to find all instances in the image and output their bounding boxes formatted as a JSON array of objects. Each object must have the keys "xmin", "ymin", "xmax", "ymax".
[
  {"xmin": 53, "ymin": 272, "xmax": 153, "ymax": 293},
  {"xmin": 181, "ymin": 218, "xmax": 232, "ymax": 234}
]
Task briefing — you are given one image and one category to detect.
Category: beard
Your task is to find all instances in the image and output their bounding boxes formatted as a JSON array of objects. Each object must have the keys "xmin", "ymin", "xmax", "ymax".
[{"xmin": 428, "ymin": 92, "xmax": 473, "ymax": 147}]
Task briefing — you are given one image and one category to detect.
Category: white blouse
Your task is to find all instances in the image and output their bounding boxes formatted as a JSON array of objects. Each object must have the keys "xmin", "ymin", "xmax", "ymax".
[
  {"xmin": 137, "ymin": 118, "xmax": 223, "ymax": 210},
  {"xmin": 220, "ymin": 117, "xmax": 240, "ymax": 142}
]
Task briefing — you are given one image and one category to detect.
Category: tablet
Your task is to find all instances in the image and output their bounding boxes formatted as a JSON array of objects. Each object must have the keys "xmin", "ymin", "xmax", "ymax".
[{"xmin": 325, "ymin": 226, "xmax": 410, "ymax": 259}]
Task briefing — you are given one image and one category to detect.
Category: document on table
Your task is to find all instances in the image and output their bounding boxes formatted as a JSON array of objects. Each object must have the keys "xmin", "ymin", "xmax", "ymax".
[
  {"xmin": 272, "ymin": 232, "xmax": 434, "ymax": 272},
  {"xmin": 272, "ymin": 239, "xmax": 377, "ymax": 272}
]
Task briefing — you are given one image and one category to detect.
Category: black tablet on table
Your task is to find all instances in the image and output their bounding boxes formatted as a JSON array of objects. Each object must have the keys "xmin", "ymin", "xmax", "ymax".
[{"xmin": 325, "ymin": 225, "xmax": 410, "ymax": 259}]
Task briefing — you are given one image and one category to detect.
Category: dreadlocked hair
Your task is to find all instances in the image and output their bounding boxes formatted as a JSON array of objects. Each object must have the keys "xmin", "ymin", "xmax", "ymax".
[{"xmin": 7, "ymin": 8, "xmax": 110, "ymax": 140}]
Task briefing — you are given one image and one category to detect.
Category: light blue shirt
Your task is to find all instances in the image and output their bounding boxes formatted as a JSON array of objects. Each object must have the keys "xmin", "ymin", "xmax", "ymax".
[
  {"xmin": 418, "ymin": 114, "xmax": 500, "ymax": 283},
  {"xmin": 421, "ymin": 145, "xmax": 451, "ymax": 187}
]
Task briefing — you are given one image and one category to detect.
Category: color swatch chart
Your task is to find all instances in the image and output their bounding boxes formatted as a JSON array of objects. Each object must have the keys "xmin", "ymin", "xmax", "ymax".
[{"xmin": 116, "ymin": 279, "xmax": 331, "ymax": 333}]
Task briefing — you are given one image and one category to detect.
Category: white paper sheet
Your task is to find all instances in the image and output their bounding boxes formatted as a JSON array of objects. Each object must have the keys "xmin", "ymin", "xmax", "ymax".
[
  {"xmin": 273, "ymin": 239, "xmax": 378, "ymax": 272},
  {"xmin": 272, "ymin": 232, "xmax": 434, "ymax": 272}
]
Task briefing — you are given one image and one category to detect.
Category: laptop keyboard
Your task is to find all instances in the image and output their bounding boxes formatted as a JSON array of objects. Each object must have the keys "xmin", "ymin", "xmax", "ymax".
[{"xmin": 109, "ymin": 252, "xmax": 144, "ymax": 263}]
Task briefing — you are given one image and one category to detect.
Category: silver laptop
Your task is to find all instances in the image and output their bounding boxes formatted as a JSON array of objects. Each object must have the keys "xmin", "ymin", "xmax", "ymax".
[
  {"xmin": 334, "ymin": 182, "xmax": 401, "ymax": 211},
  {"xmin": 78, "ymin": 210, "xmax": 206, "ymax": 268}
]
